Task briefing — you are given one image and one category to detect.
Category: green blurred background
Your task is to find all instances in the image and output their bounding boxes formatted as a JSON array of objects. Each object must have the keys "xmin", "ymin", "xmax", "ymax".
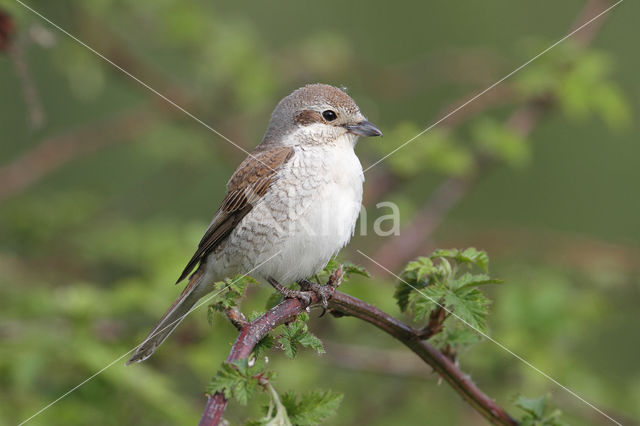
[{"xmin": 1, "ymin": 0, "xmax": 638, "ymax": 424}]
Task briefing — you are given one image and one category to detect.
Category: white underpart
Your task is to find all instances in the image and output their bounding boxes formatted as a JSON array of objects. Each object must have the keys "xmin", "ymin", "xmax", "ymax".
[{"xmin": 204, "ymin": 126, "xmax": 363, "ymax": 285}]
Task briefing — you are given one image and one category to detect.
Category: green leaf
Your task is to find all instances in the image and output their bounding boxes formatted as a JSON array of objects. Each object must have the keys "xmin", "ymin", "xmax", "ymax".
[
  {"xmin": 211, "ymin": 274, "xmax": 259, "ymax": 312},
  {"xmin": 248, "ymin": 381, "xmax": 294, "ymax": 426},
  {"xmin": 206, "ymin": 359, "xmax": 266, "ymax": 405},
  {"xmin": 515, "ymin": 394, "xmax": 567, "ymax": 426},
  {"xmin": 321, "ymin": 258, "xmax": 341, "ymax": 276},
  {"xmin": 430, "ymin": 323, "xmax": 481, "ymax": 350},
  {"xmin": 451, "ymin": 273, "xmax": 503, "ymax": 290},
  {"xmin": 318, "ymin": 258, "xmax": 370, "ymax": 283},
  {"xmin": 403, "ymin": 256, "xmax": 435, "ymax": 283},
  {"xmin": 277, "ymin": 315, "xmax": 324, "ymax": 359},
  {"xmin": 430, "ymin": 248, "xmax": 490, "ymax": 272},
  {"xmin": 444, "ymin": 287, "xmax": 490, "ymax": 332},
  {"xmin": 410, "ymin": 285, "xmax": 447, "ymax": 321},
  {"xmin": 399, "ymin": 248, "xmax": 500, "ymax": 350},
  {"xmin": 394, "ymin": 281, "xmax": 413, "ymax": 312},
  {"xmin": 342, "ymin": 262, "xmax": 370, "ymax": 278},
  {"xmin": 281, "ymin": 390, "xmax": 343, "ymax": 426},
  {"xmin": 472, "ymin": 118, "xmax": 530, "ymax": 168},
  {"xmin": 381, "ymin": 124, "xmax": 474, "ymax": 177},
  {"xmin": 297, "ymin": 333, "xmax": 325, "ymax": 354},
  {"xmin": 516, "ymin": 395, "xmax": 546, "ymax": 419},
  {"xmin": 396, "ymin": 256, "xmax": 439, "ymax": 312},
  {"xmin": 253, "ymin": 334, "xmax": 275, "ymax": 358},
  {"xmin": 591, "ymin": 83, "xmax": 631, "ymax": 130}
]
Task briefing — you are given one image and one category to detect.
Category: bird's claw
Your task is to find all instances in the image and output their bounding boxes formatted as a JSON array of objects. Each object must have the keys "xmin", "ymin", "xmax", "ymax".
[
  {"xmin": 299, "ymin": 267, "xmax": 343, "ymax": 315},
  {"xmin": 295, "ymin": 291, "xmax": 314, "ymax": 307}
]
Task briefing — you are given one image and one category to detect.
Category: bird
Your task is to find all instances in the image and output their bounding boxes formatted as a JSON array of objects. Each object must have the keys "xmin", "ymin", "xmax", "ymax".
[{"xmin": 127, "ymin": 83, "xmax": 382, "ymax": 364}]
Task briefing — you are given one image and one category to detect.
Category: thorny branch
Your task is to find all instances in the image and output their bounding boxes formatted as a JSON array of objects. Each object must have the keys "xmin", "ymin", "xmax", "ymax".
[{"xmin": 199, "ymin": 284, "xmax": 518, "ymax": 426}]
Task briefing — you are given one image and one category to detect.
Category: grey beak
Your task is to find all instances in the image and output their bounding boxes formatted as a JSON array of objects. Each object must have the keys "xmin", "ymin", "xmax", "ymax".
[{"xmin": 345, "ymin": 120, "xmax": 382, "ymax": 137}]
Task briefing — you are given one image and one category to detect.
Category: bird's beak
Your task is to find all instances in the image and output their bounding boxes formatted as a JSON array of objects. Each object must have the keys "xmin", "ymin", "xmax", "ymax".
[{"xmin": 345, "ymin": 120, "xmax": 382, "ymax": 137}]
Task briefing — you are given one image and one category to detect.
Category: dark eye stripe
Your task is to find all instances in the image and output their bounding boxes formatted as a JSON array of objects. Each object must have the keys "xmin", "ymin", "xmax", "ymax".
[{"xmin": 294, "ymin": 110, "xmax": 323, "ymax": 125}]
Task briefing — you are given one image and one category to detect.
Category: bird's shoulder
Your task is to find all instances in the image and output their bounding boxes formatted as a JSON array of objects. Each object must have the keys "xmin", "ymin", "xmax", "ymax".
[
  {"xmin": 175, "ymin": 144, "xmax": 294, "ymax": 283},
  {"xmin": 224, "ymin": 144, "xmax": 295, "ymax": 205}
]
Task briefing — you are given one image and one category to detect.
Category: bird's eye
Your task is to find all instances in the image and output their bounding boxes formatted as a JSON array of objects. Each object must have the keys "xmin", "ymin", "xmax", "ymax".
[{"xmin": 322, "ymin": 110, "xmax": 337, "ymax": 121}]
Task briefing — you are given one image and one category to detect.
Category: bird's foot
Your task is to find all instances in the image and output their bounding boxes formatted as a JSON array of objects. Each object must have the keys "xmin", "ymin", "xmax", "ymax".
[
  {"xmin": 299, "ymin": 266, "xmax": 344, "ymax": 311},
  {"xmin": 268, "ymin": 278, "xmax": 314, "ymax": 306}
]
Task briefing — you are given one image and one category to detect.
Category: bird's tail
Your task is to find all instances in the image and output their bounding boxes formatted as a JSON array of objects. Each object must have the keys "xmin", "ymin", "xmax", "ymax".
[{"xmin": 126, "ymin": 270, "xmax": 208, "ymax": 365}]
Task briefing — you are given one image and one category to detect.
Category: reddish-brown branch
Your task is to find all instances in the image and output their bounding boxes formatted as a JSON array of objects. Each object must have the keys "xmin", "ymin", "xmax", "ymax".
[
  {"xmin": 199, "ymin": 295, "xmax": 316, "ymax": 426},
  {"xmin": 199, "ymin": 290, "xmax": 517, "ymax": 426}
]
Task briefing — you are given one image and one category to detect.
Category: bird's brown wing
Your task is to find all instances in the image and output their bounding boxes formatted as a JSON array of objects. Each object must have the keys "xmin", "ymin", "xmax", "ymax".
[{"xmin": 176, "ymin": 145, "xmax": 295, "ymax": 283}]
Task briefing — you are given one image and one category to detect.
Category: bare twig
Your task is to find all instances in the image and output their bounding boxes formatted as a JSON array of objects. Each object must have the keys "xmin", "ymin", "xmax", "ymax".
[{"xmin": 199, "ymin": 289, "xmax": 517, "ymax": 426}]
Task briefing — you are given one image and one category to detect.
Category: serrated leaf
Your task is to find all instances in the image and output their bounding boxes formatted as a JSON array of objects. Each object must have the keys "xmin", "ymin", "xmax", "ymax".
[
  {"xmin": 515, "ymin": 395, "xmax": 546, "ymax": 419},
  {"xmin": 394, "ymin": 281, "xmax": 414, "ymax": 312},
  {"xmin": 430, "ymin": 248, "xmax": 489, "ymax": 272},
  {"xmin": 430, "ymin": 324, "xmax": 481, "ymax": 350},
  {"xmin": 321, "ymin": 258, "xmax": 341, "ymax": 275},
  {"xmin": 515, "ymin": 394, "xmax": 567, "ymax": 426},
  {"xmin": 297, "ymin": 333, "xmax": 325, "ymax": 354},
  {"xmin": 342, "ymin": 262, "xmax": 370, "ymax": 278},
  {"xmin": 281, "ymin": 390, "xmax": 343, "ymax": 426},
  {"xmin": 253, "ymin": 334, "xmax": 275, "ymax": 358},
  {"xmin": 443, "ymin": 288, "xmax": 490, "ymax": 332},
  {"xmin": 277, "ymin": 315, "xmax": 323, "ymax": 359},
  {"xmin": 411, "ymin": 285, "xmax": 447, "ymax": 321},
  {"xmin": 248, "ymin": 382, "xmax": 293, "ymax": 426},
  {"xmin": 403, "ymin": 256, "xmax": 435, "ymax": 283},
  {"xmin": 451, "ymin": 273, "xmax": 503, "ymax": 290},
  {"xmin": 206, "ymin": 359, "xmax": 265, "ymax": 405}
]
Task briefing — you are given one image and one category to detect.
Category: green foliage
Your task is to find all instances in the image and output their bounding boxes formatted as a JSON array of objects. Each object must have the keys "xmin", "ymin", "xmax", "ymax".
[
  {"xmin": 396, "ymin": 248, "xmax": 501, "ymax": 351},
  {"xmin": 429, "ymin": 322, "xmax": 480, "ymax": 349},
  {"xmin": 254, "ymin": 334, "xmax": 277, "ymax": 358},
  {"xmin": 316, "ymin": 258, "xmax": 370, "ymax": 283},
  {"xmin": 247, "ymin": 381, "xmax": 294, "ymax": 426},
  {"xmin": 2, "ymin": 2, "xmax": 636, "ymax": 425},
  {"xmin": 515, "ymin": 395, "xmax": 567, "ymax": 426},
  {"xmin": 379, "ymin": 124, "xmax": 474, "ymax": 178},
  {"xmin": 430, "ymin": 248, "xmax": 491, "ymax": 272},
  {"xmin": 472, "ymin": 118, "xmax": 530, "ymax": 168},
  {"xmin": 210, "ymin": 275, "xmax": 259, "ymax": 313},
  {"xmin": 277, "ymin": 313, "xmax": 325, "ymax": 359},
  {"xmin": 516, "ymin": 41, "xmax": 631, "ymax": 130},
  {"xmin": 207, "ymin": 359, "xmax": 272, "ymax": 405},
  {"xmin": 279, "ymin": 390, "xmax": 343, "ymax": 426},
  {"xmin": 248, "ymin": 387, "xmax": 343, "ymax": 426},
  {"xmin": 208, "ymin": 358, "xmax": 341, "ymax": 425}
]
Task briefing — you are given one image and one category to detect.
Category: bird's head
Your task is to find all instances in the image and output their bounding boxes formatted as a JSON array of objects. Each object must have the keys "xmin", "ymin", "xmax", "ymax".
[{"xmin": 262, "ymin": 83, "xmax": 382, "ymax": 147}]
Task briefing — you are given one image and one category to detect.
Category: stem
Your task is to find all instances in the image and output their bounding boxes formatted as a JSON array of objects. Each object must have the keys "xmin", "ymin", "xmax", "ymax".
[{"xmin": 199, "ymin": 290, "xmax": 517, "ymax": 426}]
